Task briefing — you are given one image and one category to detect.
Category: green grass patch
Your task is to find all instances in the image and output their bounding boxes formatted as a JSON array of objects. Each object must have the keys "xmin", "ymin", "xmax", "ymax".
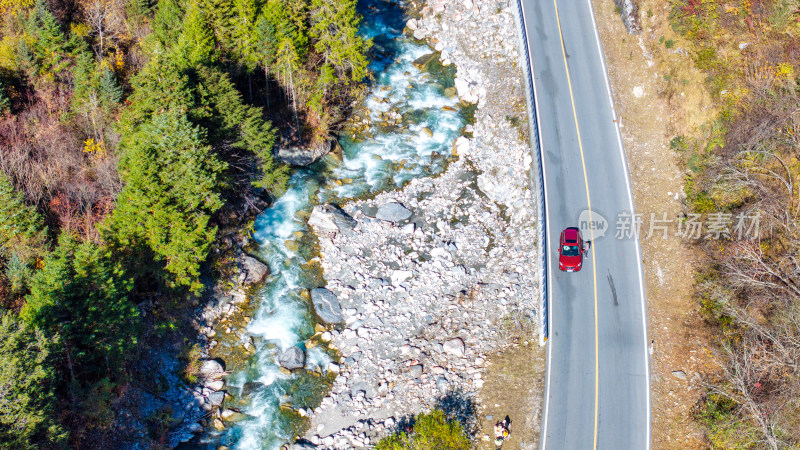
[
  {"xmin": 698, "ymin": 393, "xmax": 759, "ymax": 448},
  {"xmin": 376, "ymin": 409, "xmax": 471, "ymax": 450},
  {"xmin": 178, "ymin": 342, "xmax": 203, "ymax": 384}
]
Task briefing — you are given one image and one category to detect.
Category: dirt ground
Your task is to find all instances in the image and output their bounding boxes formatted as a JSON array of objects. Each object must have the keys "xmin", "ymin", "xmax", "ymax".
[
  {"xmin": 592, "ymin": 0, "xmax": 720, "ymax": 448},
  {"xmin": 476, "ymin": 333, "xmax": 546, "ymax": 450}
]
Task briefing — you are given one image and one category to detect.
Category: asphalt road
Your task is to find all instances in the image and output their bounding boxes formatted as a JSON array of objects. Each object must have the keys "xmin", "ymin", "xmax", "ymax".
[{"xmin": 516, "ymin": 0, "xmax": 651, "ymax": 448}]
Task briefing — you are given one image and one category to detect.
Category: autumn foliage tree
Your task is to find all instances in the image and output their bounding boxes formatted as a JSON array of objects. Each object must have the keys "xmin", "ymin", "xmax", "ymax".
[{"xmin": 669, "ymin": 0, "xmax": 800, "ymax": 447}]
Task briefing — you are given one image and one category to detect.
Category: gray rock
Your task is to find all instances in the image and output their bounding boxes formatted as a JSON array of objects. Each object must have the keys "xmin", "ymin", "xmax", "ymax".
[
  {"xmin": 221, "ymin": 409, "xmax": 248, "ymax": 422},
  {"xmin": 276, "ymin": 138, "xmax": 335, "ymax": 166},
  {"xmin": 613, "ymin": 0, "xmax": 641, "ymax": 34},
  {"xmin": 241, "ymin": 381, "xmax": 264, "ymax": 397},
  {"xmin": 204, "ymin": 379, "xmax": 224, "ymax": 391},
  {"xmin": 198, "ymin": 359, "xmax": 226, "ymax": 380},
  {"xmin": 412, "ymin": 53, "xmax": 440, "ymax": 73},
  {"xmin": 187, "ymin": 423, "xmax": 204, "ymax": 434},
  {"xmin": 309, "ymin": 204, "xmax": 357, "ymax": 236},
  {"xmin": 443, "ymin": 338, "xmax": 465, "ymax": 357},
  {"xmin": 375, "ymin": 202, "xmax": 412, "ymax": 222},
  {"xmin": 436, "ymin": 376, "xmax": 449, "ymax": 392},
  {"xmin": 241, "ymin": 255, "xmax": 269, "ymax": 285},
  {"xmin": 671, "ymin": 370, "xmax": 687, "ymax": 380},
  {"xmin": 206, "ymin": 390, "xmax": 226, "ymax": 408},
  {"xmin": 410, "ymin": 364, "xmax": 423, "ymax": 378},
  {"xmin": 279, "ymin": 346, "xmax": 306, "ymax": 370},
  {"xmin": 311, "ymin": 288, "xmax": 343, "ymax": 323},
  {"xmin": 451, "ymin": 265, "xmax": 467, "ymax": 276}
]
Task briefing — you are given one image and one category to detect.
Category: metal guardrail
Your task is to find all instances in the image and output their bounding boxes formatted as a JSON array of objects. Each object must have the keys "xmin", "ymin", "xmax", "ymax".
[{"xmin": 509, "ymin": 0, "xmax": 549, "ymax": 346}]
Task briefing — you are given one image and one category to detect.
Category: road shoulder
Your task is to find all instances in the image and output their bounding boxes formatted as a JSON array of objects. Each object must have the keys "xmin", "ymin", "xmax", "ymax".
[{"xmin": 591, "ymin": 1, "xmax": 716, "ymax": 447}]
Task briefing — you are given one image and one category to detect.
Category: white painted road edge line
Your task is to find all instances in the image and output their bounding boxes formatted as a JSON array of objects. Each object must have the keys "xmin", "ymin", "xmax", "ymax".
[{"xmin": 585, "ymin": 1, "xmax": 653, "ymax": 448}]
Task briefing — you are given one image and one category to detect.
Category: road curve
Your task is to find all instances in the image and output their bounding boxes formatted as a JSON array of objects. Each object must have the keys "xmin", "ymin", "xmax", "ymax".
[{"xmin": 515, "ymin": 0, "xmax": 651, "ymax": 448}]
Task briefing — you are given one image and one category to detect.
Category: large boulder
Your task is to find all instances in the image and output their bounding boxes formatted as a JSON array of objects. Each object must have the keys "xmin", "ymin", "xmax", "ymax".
[
  {"xmin": 279, "ymin": 346, "xmax": 306, "ymax": 370},
  {"xmin": 204, "ymin": 379, "xmax": 224, "ymax": 391},
  {"xmin": 241, "ymin": 255, "xmax": 269, "ymax": 285},
  {"xmin": 276, "ymin": 137, "xmax": 337, "ymax": 166},
  {"xmin": 241, "ymin": 381, "xmax": 264, "ymax": 397},
  {"xmin": 375, "ymin": 202, "xmax": 412, "ymax": 222},
  {"xmin": 198, "ymin": 359, "xmax": 226, "ymax": 380},
  {"xmin": 308, "ymin": 204, "xmax": 357, "ymax": 237},
  {"xmin": 614, "ymin": 0, "xmax": 641, "ymax": 34},
  {"xmin": 454, "ymin": 76, "xmax": 479, "ymax": 104},
  {"xmin": 413, "ymin": 53, "xmax": 439, "ymax": 72},
  {"xmin": 310, "ymin": 288, "xmax": 343, "ymax": 324},
  {"xmin": 205, "ymin": 390, "xmax": 226, "ymax": 408}
]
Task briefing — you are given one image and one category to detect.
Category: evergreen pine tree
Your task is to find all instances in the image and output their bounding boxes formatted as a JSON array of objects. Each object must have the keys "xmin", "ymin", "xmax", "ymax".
[
  {"xmin": 0, "ymin": 174, "xmax": 46, "ymax": 296},
  {"xmin": 309, "ymin": 0, "xmax": 369, "ymax": 83},
  {"xmin": 0, "ymin": 80, "xmax": 9, "ymax": 113},
  {"xmin": 150, "ymin": 0, "xmax": 184, "ymax": 47},
  {"xmin": 254, "ymin": 11, "xmax": 279, "ymax": 72},
  {"xmin": 105, "ymin": 111, "xmax": 225, "ymax": 293},
  {"xmin": 22, "ymin": 234, "xmax": 140, "ymax": 380},
  {"xmin": 197, "ymin": 68, "xmax": 289, "ymax": 194},
  {"xmin": 0, "ymin": 174, "xmax": 45, "ymax": 258},
  {"xmin": 230, "ymin": 0, "xmax": 259, "ymax": 68},
  {"xmin": 0, "ymin": 313, "xmax": 66, "ymax": 449},
  {"xmin": 201, "ymin": 0, "xmax": 235, "ymax": 48},
  {"xmin": 98, "ymin": 67, "xmax": 122, "ymax": 108},
  {"xmin": 30, "ymin": 1, "xmax": 70, "ymax": 75},
  {"xmin": 172, "ymin": 0, "xmax": 217, "ymax": 68}
]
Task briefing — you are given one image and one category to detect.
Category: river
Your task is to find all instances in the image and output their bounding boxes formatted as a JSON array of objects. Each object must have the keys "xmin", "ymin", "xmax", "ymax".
[{"xmin": 199, "ymin": 0, "xmax": 469, "ymax": 447}]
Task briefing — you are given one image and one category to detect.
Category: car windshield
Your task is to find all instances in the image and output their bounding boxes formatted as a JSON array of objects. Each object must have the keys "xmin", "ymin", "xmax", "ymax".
[{"xmin": 561, "ymin": 244, "xmax": 580, "ymax": 256}]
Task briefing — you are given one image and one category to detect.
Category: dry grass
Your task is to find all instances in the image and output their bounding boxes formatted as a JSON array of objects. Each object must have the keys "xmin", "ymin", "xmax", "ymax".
[{"xmin": 475, "ymin": 335, "xmax": 545, "ymax": 450}]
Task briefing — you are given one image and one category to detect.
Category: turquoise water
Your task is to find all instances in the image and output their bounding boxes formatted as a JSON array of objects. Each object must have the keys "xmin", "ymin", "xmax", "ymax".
[{"xmin": 204, "ymin": 1, "xmax": 469, "ymax": 447}]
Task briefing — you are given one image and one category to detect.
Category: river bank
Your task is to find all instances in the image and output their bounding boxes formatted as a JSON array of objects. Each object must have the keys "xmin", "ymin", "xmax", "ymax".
[{"xmin": 302, "ymin": 0, "xmax": 545, "ymax": 447}]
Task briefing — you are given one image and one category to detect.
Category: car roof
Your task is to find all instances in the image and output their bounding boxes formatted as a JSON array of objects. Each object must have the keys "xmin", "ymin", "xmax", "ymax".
[{"xmin": 563, "ymin": 227, "xmax": 580, "ymax": 241}]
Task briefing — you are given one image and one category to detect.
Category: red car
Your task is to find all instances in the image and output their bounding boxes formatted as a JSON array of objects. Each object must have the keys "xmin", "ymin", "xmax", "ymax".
[{"xmin": 558, "ymin": 227, "xmax": 584, "ymax": 272}]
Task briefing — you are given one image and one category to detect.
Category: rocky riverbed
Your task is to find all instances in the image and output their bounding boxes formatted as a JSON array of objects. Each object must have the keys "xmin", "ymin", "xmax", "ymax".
[{"xmin": 301, "ymin": 0, "xmax": 542, "ymax": 446}]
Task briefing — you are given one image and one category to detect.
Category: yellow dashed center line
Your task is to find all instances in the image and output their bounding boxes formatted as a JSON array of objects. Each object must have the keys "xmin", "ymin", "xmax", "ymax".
[{"xmin": 552, "ymin": 1, "xmax": 600, "ymax": 449}]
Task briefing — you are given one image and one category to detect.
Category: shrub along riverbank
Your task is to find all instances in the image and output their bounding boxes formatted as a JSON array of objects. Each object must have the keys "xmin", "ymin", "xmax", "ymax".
[{"xmin": 0, "ymin": 0, "xmax": 368, "ymax": 446}]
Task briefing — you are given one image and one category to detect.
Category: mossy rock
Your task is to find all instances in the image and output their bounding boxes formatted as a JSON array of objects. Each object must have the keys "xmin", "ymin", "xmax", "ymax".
[
  {"xmin": 284, "ymin": 240, "xmax": 299, "ymax": 253},
  {"xmin": 412, "ymin": 52, "xmax": 440, "ymax": 72}
]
